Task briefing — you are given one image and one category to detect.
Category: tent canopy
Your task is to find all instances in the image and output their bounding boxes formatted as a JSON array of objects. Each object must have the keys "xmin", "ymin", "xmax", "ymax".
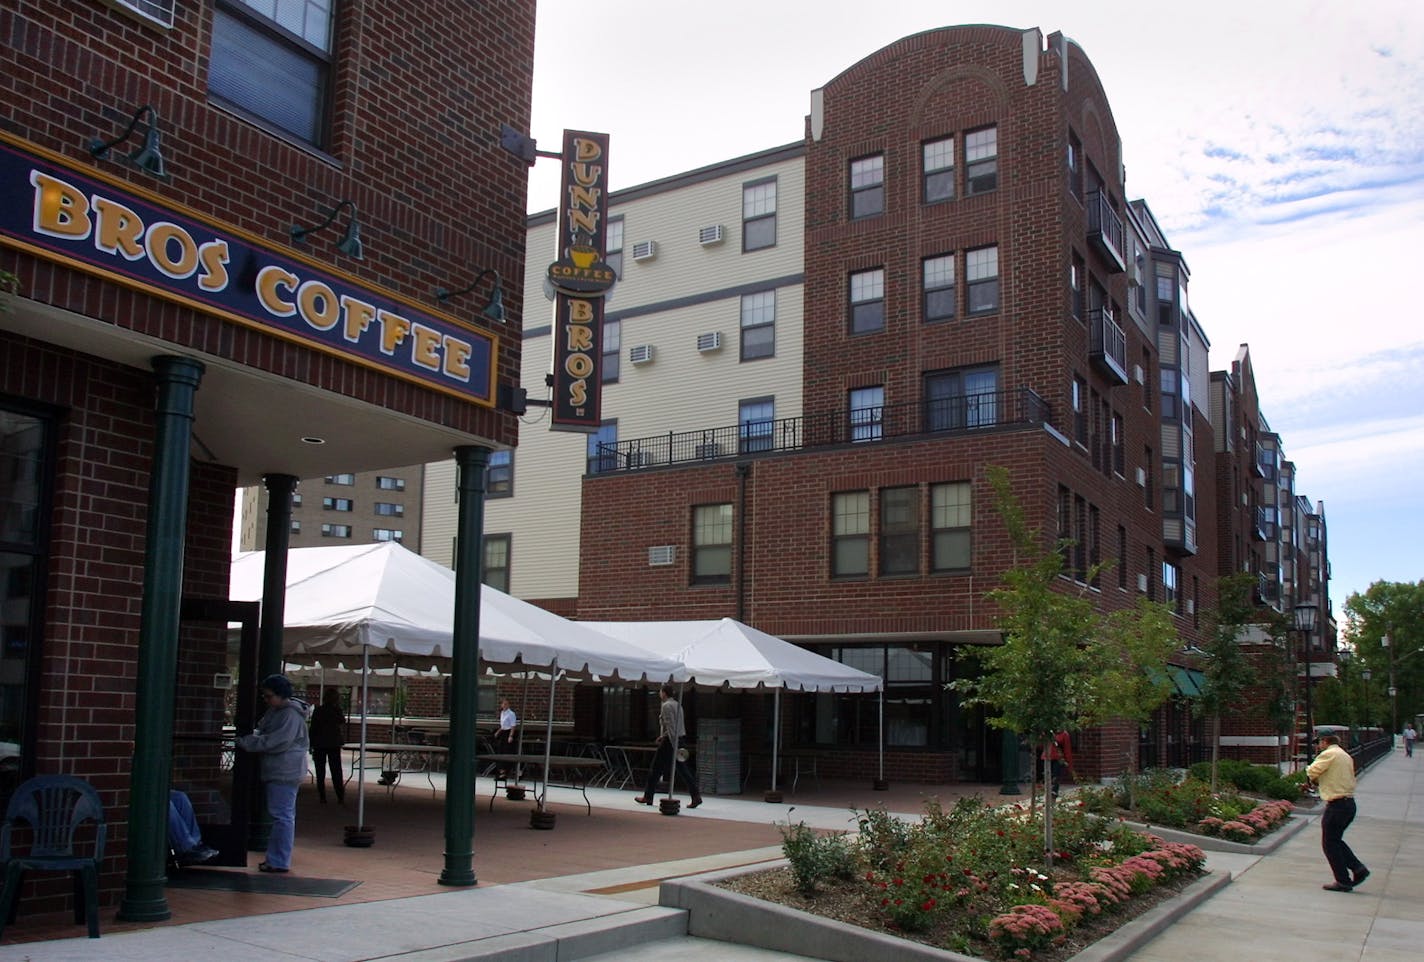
[
  {"xmin": 582, "ymin": 618, "xmax": 883, "ymax": 693},
  {"xmin": 230, "ymin": 543, "xmax": 683, "ymax": 683}
]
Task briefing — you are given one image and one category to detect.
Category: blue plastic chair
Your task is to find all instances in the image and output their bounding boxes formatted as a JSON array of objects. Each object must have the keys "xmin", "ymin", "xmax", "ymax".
[{"xmin": 0, "ymin": 775, "xmax": 107, "ymax": 939}]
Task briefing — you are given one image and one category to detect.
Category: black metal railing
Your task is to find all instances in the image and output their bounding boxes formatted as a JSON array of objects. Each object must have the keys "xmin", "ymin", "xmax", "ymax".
[
  {"xmin": 1087, "ymin": 190, "xmax": 1126, "ymax": 272},
  {"xmin": 1088, "ymin": 305, "xmax": 1128, "ymax": 384},
  {"xmin": 590, "ymin": 388, "xmax": 1050, "ymax": 474}
]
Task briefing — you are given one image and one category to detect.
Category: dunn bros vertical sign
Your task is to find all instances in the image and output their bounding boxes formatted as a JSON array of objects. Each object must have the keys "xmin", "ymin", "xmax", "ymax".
[{"xmin": 548, "ymin": 130, "xmax": 614, "ymax": 432}]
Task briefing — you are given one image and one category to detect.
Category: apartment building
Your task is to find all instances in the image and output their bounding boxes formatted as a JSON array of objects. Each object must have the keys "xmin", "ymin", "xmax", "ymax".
[
  {"xmin": 418, "ymin": 25, "xmax": 1289, "ymax": 783},
  {"xmin": 239, "ymin": 465, "xmax": 425, "ymax": 552},
  {"xmin": 1, "ymin": 0, "xmax": 533, "ymax": 917}
]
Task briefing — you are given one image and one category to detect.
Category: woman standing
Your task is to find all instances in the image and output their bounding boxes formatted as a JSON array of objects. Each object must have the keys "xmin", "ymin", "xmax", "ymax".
[
  {"xmin": 309, "ymin": 688, "xmax": 346, "ymax": 803},
  {"xmin": 237, "ymin": 674, "xmax": 309, "ymax": 873}
]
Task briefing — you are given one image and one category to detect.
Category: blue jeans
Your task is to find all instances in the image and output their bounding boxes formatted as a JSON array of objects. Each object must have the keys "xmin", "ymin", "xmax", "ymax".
[
  {"xmin": 265, "ymin": 782, "xmax": 299, "ymax": 869},
  {"xmin": 167, "ymin": 790, "xmax": 202, "ymax": 852}
]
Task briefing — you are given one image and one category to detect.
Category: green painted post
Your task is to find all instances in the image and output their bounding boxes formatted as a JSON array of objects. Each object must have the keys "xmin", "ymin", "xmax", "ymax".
[
  {"xmin": 440, "ymin": 445, "xmax": 489, "ymax": 886},
  {"xmin": 118, "ymin": 355, "xmax": 204, "ymax": 922},
  {"xmin": 248, "ymin": 473, "xmax": 295, "ymax": 852},
  {"xmin": 1000, "ymin": 729, "xmax": 1022, "ymax": 795}
]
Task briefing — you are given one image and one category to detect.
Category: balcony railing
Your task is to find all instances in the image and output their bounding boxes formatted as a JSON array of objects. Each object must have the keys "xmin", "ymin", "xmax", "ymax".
[
  {"xmin": 1087, "ymin": 190, "xmax": 1126, "ymax": 272},
  {"xmin": 1088, "ymin": 305, "xmax": 1129, "ymax": 385},
  {"xmin": 589, "ymin": 388, "xmax": 1050, "ymax": 474}
]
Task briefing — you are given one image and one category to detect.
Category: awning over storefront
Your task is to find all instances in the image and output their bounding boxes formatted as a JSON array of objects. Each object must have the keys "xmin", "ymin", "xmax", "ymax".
[{"xmin": 1169, "ymin": 666, "xmax": 1205, "ymax": 697}]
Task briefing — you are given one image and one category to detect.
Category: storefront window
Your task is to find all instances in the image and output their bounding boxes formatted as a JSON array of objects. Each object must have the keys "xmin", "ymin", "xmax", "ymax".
[{"xmin": 0, "ymin": 407, "xmax": 52, "ymax": 808}]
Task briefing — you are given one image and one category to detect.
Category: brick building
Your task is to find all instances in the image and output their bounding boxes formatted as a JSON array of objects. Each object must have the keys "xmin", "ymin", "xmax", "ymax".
[
  {"xmin": 1, "ymin": 0, "xmax": 532, "ymax": 922},
  {"xmin": 459, "ymin": 25, "xmax": 1332, "ymax": 783}
]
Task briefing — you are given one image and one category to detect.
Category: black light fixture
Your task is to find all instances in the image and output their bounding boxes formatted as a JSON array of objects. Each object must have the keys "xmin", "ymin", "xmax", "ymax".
[
  {"xmin": 87, "ymin": 104, "xmax": 169, "ymax": 180},
  {"xmin": 1295, "ymin": 602, "xmax": 1319, "ymax": 752},
  {"xmin": 435, "ymin": 268, "xmax": 505, "ymax": 322},
  {"xmin": 291, "ymin": 199, "xmax": 363, "ymax": 259}
]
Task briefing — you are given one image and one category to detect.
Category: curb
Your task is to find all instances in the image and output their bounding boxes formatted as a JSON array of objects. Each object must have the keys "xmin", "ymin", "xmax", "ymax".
[
  {"xmin": 660, "ymin": 860, "xmax": 1232, "ymax": 962},
  {"xmin": 1110, "ymin": 811, "xmax": 1309, "ymax": 855}
]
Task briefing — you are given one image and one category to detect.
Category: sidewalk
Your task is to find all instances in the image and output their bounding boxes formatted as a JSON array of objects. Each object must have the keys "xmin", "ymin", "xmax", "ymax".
[
  {"xmin": 1126, "ymin": 746, "xmax": 1424, "ymax": 961},
  {"xmin": 4, "ymin": 754, "xmax": 1418, "ymax": 961}
]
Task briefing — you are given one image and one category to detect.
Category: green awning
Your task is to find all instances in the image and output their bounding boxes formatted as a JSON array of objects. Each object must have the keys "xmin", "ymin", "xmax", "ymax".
[{"xmin": 1168, "ymin": 666, "xmax": 1205, "ymax": 697}]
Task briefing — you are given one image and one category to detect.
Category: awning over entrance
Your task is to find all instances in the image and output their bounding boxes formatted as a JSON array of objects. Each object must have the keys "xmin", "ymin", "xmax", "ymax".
[{"xmin": 1168, "ymin": 666, "xmax": 1205, "ymax": 697}]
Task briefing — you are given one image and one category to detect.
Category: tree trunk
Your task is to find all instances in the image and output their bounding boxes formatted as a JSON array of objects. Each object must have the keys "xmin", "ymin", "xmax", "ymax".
[{"xmin": 1042, "ymin": 739, "xmax": 1055, "ymax": 872}]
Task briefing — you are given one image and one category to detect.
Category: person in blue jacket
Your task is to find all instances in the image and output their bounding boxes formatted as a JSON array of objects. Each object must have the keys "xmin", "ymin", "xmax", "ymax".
[{"xmin": 237, "ymin": 674, "xmax": 309, "ymax": 873}]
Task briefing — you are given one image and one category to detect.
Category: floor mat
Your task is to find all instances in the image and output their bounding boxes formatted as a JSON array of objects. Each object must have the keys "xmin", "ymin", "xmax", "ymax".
[{"xmin": 166, "ymin": 868, "xmax": 361, "ymax": 898}]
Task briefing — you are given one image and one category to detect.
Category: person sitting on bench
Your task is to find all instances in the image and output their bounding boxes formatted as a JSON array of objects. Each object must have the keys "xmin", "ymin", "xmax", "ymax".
[{"xmin": 169, "ymin": 789, "xmax": 219, "ymax": 865}]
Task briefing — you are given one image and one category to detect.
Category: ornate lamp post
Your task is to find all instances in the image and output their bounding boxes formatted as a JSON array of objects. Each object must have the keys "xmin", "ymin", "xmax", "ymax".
[{"xmin": 1294, "ymin": 603, "xmax": 1318, "ymax": 759}]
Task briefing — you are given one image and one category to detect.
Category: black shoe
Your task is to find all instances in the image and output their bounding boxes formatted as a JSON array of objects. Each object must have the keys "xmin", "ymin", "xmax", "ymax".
[
  {"xmin": 633, "ymin": 796, "xmax": 653, "ymax": 805},
  {"xmin": 689, "ymin": 797, "xmax": 703, "ymax": 808},
  {"xmin": 1351, "ymin": 867, "xmax": 1370, "ymax": 886},
  {"xmin": 258, "ymin": 861, "xmax": 290, "ymax": 873},
  {"xmin": 1322, "ymin": 882, "xmax": 1353, "ymax": 892}
]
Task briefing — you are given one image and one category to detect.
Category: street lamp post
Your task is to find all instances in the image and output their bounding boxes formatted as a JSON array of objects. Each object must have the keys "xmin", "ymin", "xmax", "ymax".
[
  {"xmin": 1294, "ymin": 604, "xmax": 1318, "ymax": 762},
  {"xmin": 1384, "ymin": 633, "xmax": 1424, "ymax": 745}
]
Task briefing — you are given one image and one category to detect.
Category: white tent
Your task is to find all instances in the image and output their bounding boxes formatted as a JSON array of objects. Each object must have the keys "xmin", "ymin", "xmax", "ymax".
[
  {"xmin": 229, "ymin": 543, "xmax": 683, "ymax": 681},
  {"xmin": 230, "ymin": 543, "xmax": 685, "ymax": 819},
  {"xmin": 584, "ymin": 618, "xmax": 885, "ymax": 792}
]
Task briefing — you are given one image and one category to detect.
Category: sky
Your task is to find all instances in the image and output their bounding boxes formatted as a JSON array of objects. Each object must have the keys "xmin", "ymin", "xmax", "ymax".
[{"xmin": 524, "ymin": 0, "xmax": 1424, "ymax": 629}]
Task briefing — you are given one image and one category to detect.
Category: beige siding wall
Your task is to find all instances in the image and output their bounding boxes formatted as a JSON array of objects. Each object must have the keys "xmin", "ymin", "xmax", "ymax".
[{"xmin": 427, "ymin": 153, "xmax": 807, "ymax": 600}]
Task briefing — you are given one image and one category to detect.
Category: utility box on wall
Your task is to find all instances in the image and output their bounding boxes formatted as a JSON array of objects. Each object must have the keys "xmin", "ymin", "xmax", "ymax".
[{"xmin": 697, "ymin": 717, "xmax": 742, "ymax": 795}]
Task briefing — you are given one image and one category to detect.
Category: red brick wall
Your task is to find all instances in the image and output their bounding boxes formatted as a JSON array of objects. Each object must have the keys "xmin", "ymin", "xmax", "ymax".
[{"xmin": 0, "ymin": 0, "xmax": 534, "ymax": 448}]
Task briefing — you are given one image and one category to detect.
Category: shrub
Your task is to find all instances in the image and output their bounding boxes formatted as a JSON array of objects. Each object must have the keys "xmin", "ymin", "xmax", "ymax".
[
  {"xmin": 778, "ymin": 820, "xmax": 854, "ymax": 894},
  {"xmin": 853, "ymin": 806, "xmax": 913, "ymax": 872},
  {"xmin": 1073, "ymin": 785, "xmax": 1119, "ymax": 817},
  {"xmin": 1135, "ymin": 777, "xmax": 1213, "ymax": 827}
]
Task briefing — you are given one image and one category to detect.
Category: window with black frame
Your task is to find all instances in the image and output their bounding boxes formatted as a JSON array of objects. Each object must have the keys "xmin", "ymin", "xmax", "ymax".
[
  {"xmin": 0, "ymin": 407, "xmax": 52, "ymax": 807},
  {"xmin": 483, "ymin": 534, "xmax": 510, "ymax": 592},
  {"xmin": 209, "ymin": 0, "xmax": 336, "ymax": 147},
  {"xmin": 793, "ymin": 645, "xmax": 942, "ymax": 750}
]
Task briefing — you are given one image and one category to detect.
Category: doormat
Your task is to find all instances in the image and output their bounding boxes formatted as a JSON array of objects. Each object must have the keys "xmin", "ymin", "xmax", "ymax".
[{"xmin": 167, "ymin": 868, "xmax": 361, "ymax": 898}]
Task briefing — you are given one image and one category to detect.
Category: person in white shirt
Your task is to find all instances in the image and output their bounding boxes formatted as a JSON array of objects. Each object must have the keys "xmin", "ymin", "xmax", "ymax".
[{"xmin": 494, "ymin": 698, "xmax": 517, "ymax": 752}]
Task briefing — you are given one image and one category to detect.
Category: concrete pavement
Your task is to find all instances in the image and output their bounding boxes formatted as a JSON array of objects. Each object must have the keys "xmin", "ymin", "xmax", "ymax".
[
  {"xmin": 3, "ymin": 751, "xmax": 1419, "ymax": 962},
  {"xmin": 1125, "ymin": 747, "xmax": 1424, "ymax": 961}
]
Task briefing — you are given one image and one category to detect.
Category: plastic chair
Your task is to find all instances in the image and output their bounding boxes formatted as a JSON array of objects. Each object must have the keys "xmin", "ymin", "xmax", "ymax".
[{"xmin": 0, "ymin": 774, "xmax": 108, "ymax": 939}]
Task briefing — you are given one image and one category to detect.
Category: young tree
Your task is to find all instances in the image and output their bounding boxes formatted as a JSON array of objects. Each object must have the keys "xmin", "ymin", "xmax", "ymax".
[
  {"xmin": 1195, "ymin": 574, "xmax": 1273, "ymax": 790},
  {"xmin": 956, "ymin": 467, "xmax": 1178, "ymax": 867}
]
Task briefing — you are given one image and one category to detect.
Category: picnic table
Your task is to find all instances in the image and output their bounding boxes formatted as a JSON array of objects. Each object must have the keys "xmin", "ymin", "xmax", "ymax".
[
  {"xmin": 346, "ymin": 742, "xmax": 448, "ymax": 795},
  {"xmin": 478, "ymin": 753, "xmax": 606, "ymax": 814}
]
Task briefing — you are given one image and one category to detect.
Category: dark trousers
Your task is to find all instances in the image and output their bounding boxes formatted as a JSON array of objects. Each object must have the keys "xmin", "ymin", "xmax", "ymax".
[
  {"xmin": 1321, "ymin": 797, "xmax": 1365, "ymax": 885},
  {"xmin": 313, "ymin": 747, "xmax": 344, "ymax": 802},
  {"xmin": 643, "ymin": 738, "xmax": 700, "ymax": 801}
]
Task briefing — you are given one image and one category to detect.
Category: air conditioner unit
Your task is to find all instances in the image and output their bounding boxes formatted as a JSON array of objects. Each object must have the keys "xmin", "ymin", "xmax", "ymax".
[
  {"xmin": 648, "ymin": 545, "xmax": 676, "ymax": 566},
  {"xmin": 627, "ymin": 450, "xmax": 654, "ymax": 468},
  {"xmin": 631, "ymin": 240, "xmax": 657, "ymax": 261},
  {"xmin": 1135, "ymin": 467, "xmax": 1147, "ymax": 486},
  {"xmin": 694, "ymin": 442, "xmax": 721, "ymax": 459},
  {"xmin": 628, "ymin": 344, "xmax": 654, "ymax": 364},
  {"xmin": 1137, "ymin": 573, "xmax": 1148, "ymax": 593},
  {"xmin": 696, "ymin": 332, "xmax": 723, "ymax": 353},
  {"xmin": 698, "ymin": 224, "xmax": 725, "ymax": 245},
  {"xmin": 1186, "ymin": 599, "xmax": 1196, "ymax": 615},
  {"xmin": 1132, "ymin": 364, "xmax": 1145, "ymax": 384}
]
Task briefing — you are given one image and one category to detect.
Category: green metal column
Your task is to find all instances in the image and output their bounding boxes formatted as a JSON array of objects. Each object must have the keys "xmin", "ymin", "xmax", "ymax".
[
  {"xmin": 118, "ymin": 355, "xmax": 205, "ymax": 922},
  {"xmin": 257, "ymin": 474, "xmax": 296, "ymax": 679},
  {"xmin": 249, "ymin": 473, "xmax": 295, "ymax": 852},
  {"xmin": 440, "ymin": 445, "xmax": 489, "ymax": 886},
  {"xmin": 999, "ymin": 729, "xmax": 1022, "ymax": 795}
]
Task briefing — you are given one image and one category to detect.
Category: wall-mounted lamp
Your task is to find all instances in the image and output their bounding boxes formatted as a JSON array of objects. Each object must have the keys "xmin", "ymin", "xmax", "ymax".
[
  {"xmin": 87, "ymin": 104, "xmax": 169, "ymax": 180},
  {"xmin": 291, "ymin": 199, "xmax": 363, "ymax": 259},
  {"xmin": 435, "ymin": 268, "xmax": 505, "ymax": 322}
]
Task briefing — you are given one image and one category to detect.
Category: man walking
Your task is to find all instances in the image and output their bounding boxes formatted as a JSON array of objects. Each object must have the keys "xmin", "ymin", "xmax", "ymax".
[
  {"xmin": 1404, "ymin": 723, "xmax": 1417, "ymax": 758},
  {"xmin": 634, "ymin": 684, "xmax": 702, "ymax": 809},
  {"xmin": 1306, "ymin": 733, "xmax": 1369, "ymax": 892}
]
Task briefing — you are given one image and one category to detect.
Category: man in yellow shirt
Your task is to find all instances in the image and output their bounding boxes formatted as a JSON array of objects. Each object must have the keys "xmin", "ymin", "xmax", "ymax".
[{"xmin": 1306, "ymin": 734, "xmax": 1369, "ymax": 891}]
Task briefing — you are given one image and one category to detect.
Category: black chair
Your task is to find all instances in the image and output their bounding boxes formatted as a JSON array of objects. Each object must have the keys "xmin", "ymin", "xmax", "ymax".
[{"xmin": 0, "ymin": 774, "xmax": 108, "ymax": 939}]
